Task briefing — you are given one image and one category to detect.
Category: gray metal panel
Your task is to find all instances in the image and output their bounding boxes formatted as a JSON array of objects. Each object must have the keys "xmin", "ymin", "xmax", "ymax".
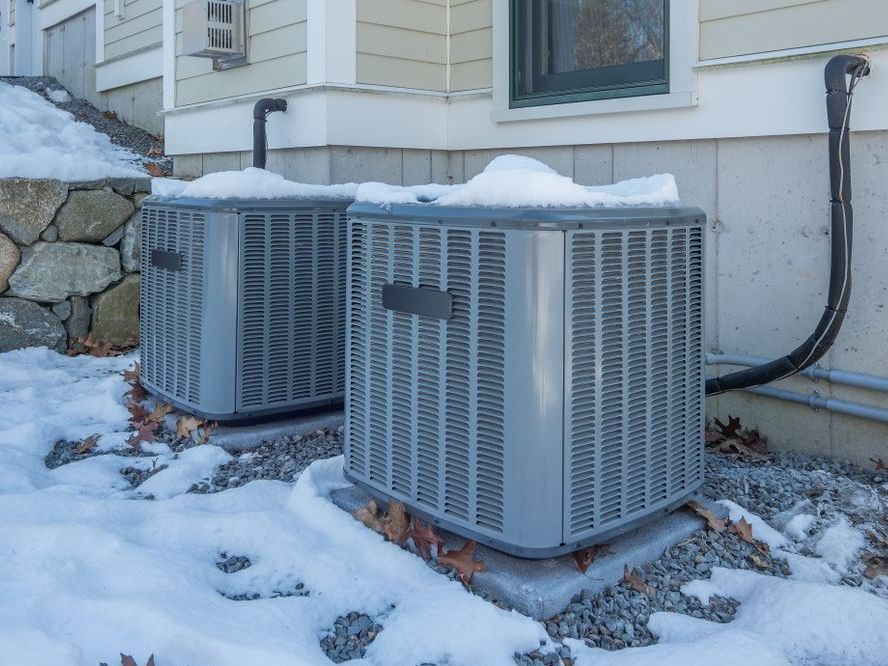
[
  {"xmin": 345, "ymin": 206, "xmax": 706, "ymax": 557},
  {"xmin": 563, "ymin": 225, "xmax": 705, "ymax": 543},
  {"xmin": 140, "ymin": 198, "xmax": 348, "ymax": 421}
]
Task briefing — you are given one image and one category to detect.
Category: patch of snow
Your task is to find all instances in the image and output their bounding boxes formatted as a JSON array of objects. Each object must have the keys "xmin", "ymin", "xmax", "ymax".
[
  {"xmin": 136, "ymin": 445, "xmax": 233, "ymax": 499},
  {"xmin": 151, "ymin": 177, "xmax": 188, "ymax": 198},
  {"xmin": 814, "ymin": 517, "xmax": 867, "ymax": 573},
  {"xmin": 565, "ymin": 625, "xmax": 791, "ymax": 666},
  {"xmin": 169, "ymin": 167, "xmax": 359, "ymax": 200},
  {"xmin": 0, "ymin": 81, "xmax": 146, "ymax": 180},
  {"xmin": 355, "ymin": 155, "xmax": 680, "ymax": 208},
  {"xmin": 0, "ymin": 347, "xmax": 549, "ymax": 666},
  {"xmin": 718, "ymin": 499, "xmax": 789, "ymax": 551},
  {"xmin": 681, "ymin": 567, "xmax": 888, "ymax": 666},
  {"xmin": 784, "ymin": 513, "xmax": 817, "ymax": 541},
  {"xmin": 47, "ymin": 88, "xmax": 71, "ymax": 103}
]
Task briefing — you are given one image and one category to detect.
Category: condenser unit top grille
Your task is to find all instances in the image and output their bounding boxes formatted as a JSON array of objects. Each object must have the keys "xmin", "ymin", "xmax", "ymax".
[{"xmin": 182, "ymin": 0, "xmax": 245, "ymax": 59}]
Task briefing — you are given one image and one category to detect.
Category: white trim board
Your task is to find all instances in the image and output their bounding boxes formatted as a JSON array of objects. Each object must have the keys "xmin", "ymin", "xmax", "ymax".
[
  {"xmin": 164, "ymin": 48, "xmax": 888, "ymax": 155},
  {"xmin": 96, "ymin": 47, "xmax": 163, "ymax": 92}
]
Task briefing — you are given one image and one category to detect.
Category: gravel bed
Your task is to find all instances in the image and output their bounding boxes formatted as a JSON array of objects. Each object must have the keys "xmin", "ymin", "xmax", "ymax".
[
  {"xmin": 43, "ymin": 405, "xmax": 887, "ymax": 665},
  {"xmin": 0, "ymin": 75, "xmax": 172, "ymax": 173},
  {"xmin": 223, "ymin": 583, "xmax": 309, "ymax": 602},
  {"xmin": 216, "ymin": 554, "xmax": 252, "ymax": 574},
  {"xmin": 188, "ymin": 428, "xmax": 344, "ymax": 494},
  {"xmin": 320, "ymin": 612, "xmax": 384, "ymax": 663}
]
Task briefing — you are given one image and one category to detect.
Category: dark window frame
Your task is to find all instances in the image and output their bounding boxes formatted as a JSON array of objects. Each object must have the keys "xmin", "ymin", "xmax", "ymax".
[{"xmin": 510, "ymin": 0, "xmax": 670, "ymax": 108}]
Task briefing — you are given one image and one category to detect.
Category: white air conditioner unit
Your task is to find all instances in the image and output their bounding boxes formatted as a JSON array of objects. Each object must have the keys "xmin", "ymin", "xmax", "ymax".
[{"xmin": 182, "ymin": 0, "xmax": 246, "ymax": 69}]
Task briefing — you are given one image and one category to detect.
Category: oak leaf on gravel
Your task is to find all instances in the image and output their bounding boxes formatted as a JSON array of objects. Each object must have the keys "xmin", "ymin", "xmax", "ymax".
[
  {"xmin": 176, "ymin": 415, "xmax": 204, "ymax": 439},
  {"xmin": 383, "ymin": 501, "xmax": 410, "ymax": 545},
  {"xmin": 438, "ymin": 540, "xmax": 486, "ymax": 585},
  {"xmin": 685, "ymin": 500, "xmax": 727, "ymax": 532},
  {"xmin": 623, "ymin": 565, "xmax": 653, "ymax": 595},
  {"xmin": 73, "ymin": 433, "xmax": 100, "ymax": 455},
  {"xmin": 730, "ymin": 517, "xmax": 769, "ymax": 555}
]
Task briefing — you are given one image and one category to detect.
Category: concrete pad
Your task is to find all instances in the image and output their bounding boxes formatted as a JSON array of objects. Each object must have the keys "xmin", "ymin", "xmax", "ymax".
[
  {"xmin": 208, "ymin": 410, "xmax": 344, "ymax": 452},
  {"xmin": 331, "ymin": 485, "xmax": 726, "ymax": 620}
]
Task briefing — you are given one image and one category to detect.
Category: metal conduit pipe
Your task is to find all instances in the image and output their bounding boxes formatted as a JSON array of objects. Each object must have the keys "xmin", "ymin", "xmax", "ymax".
[
  {"xmin": 706, "ymin": 353, "xmax": 888, "ymax": 394},
  {"xmin": 742, "ymin": 385, "xmax": 888, "ymax": 425}
]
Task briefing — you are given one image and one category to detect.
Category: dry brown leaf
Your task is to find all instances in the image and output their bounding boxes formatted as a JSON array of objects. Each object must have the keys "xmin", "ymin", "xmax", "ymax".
[
  {"xmin": 146, "ymin": 403, "xmax": 173, "ymax": 425},
  {"xmin": 571, "ymin": 544, "xmax": 614, "ymax": 574},
  {"xmin": 871, "ymin": 457, "xmax": 887, "ymax": 472},
  {"xmin": 685, "ymin": 500, "xmax": 727, "ymax": 532},
  {"xmin": 127, "ymin": 422, "xmax": 158, "ymax": 451},
  {"xmin": 353, "ymin": 500, "xmax": 385, "ymax": 533},
  {"xmin": 383, "ymin": 501, "xmax": 410, "ymax": 545},
  {"xmin": 103, "ymin": 110, "xmax": 119, "ymax": 121},
  {"xmin": 176, "ymin": 415, "xmax": 204, "ymax": 439},
  {"xmin": 146, "ymin": 162, "xmax": 165, "ymax": 177},
  {"xmin": 438, "ymin": 540, "xmax": 486, "ymax": 585},
  {"xmin": 147, "ymin": 146, "xmax": 164, "ymax": 157},
  {"xmin": 730, "ymin": 517, "xmax": 769, "ymax": 555},
  {"xmin": 120, "ymin": 656, "xmax": 137, "ymax": 666},
  {"xmin": 863, "ymin": 553, "xmax": 888, "ymax": 579},
  {"xmin": 623, "ymin": 565, "xmax": 653, "ymax": 595},
  {"xmin": 73, "ymin": 433, "xmax": 100, "ymax": 454},
  {"xmin": 409, "ymin": 516, "xmax": 443, "ymax": 560},
  {"xmin": 127, "ymin": 401, "xmax": 149, "ymax": 425},
  {"xmin": 126, "ymin": 383, "xmax": 148, "ymax": 402}
]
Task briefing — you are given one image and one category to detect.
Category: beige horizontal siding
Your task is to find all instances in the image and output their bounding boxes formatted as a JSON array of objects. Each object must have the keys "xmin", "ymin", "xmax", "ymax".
[
  {"xmin": 450, "ymin": 0, "xmax": 491, "ymax": 92},
  {"xmin": 356, "ymin": 0, "xmax": 446, "ymax": 91},
  {"xmin": 700, "ymin": 0, "xmax": 888, "ymax": 60},
  {"xmin": 104, "ymin": 0, "xmax": 162, "ymax": 61},
  {"xmin": 175, "ymin": 0, "xmax": 307, "ymax": 107}
]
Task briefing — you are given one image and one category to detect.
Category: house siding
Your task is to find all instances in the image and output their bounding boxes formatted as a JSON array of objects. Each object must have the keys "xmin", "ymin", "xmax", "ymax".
[
  {"xmin": 450, "ymin": 0, "xmax": 491, "ymax": 91},
  {"xmin": 700, "ymin": 0, "xmax": 888, "ymax": 60},
  {"xmin": 355, "ymin": 0, "xmax": 446, "ymax": 91},
  {"xmin": 174, "ymin": 0, "xmax": 307, "ymax": 107},
  {"xmin": 104, "ymin": 0, "xmax": 163, "ymax": 61}
]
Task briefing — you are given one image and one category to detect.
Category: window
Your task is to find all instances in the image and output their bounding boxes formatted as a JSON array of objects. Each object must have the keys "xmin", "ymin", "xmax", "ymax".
[{"xmin": 511, "ymin": 0, "xmax": 669, "ymax": 108}]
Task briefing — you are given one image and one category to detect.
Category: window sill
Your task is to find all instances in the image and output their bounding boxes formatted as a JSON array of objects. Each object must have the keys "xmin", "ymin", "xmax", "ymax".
[{"xmin": 491, "ymin": 90, "xmax": 698, "ymax": 123}]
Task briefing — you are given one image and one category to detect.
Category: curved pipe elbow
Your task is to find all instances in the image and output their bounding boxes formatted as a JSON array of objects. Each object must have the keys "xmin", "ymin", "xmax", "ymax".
[
  {"xmin": 825, "ymin": 54, "xmax": 870, "ymax": 93},
  {"xmin": 253, "ymin": 98, "xmax": 288, "ymax": 120}
]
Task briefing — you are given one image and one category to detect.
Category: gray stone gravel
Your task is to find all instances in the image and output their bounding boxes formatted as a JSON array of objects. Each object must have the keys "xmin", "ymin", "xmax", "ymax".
[
  {"xmin": 216, "ymin": 553, "xmax": 252, "ymax": 574},
  {"xmin": 42, "ymin": 403, "xmax": 887, "ymax": 665},
  {"xmin": 320, "ymin": 612, "xmax": 384, "ymax": 663},
  {"xmin": 0, "ymin": 76, "xmax": 171, "ymax": 173},
  {"xmin": 188, "ymin": 428, "xmax": 344, "ymax": 494}
]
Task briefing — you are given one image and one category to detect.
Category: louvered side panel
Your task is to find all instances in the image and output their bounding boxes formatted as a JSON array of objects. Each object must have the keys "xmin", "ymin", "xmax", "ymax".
[
  {"xmin": 140, "ymin": 205, "xmax": 205, "ymax": 406},
  {"xmin": 566, "ymin": 225, "xmax": 705, "ymax": 541},
  {"xmin": 345, "ymin": 222, "xmax": 507, "ymax": 536},
  {"xmin": 237, "ymin": 208, "xmax": 347, "ymax": 411},
  {"xmin": 346, "ymin": 221, "xmax": 368, "ymax": 478}
]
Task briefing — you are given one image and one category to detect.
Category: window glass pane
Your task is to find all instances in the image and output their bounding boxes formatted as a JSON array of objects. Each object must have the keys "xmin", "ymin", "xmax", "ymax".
[
  {"xmin": 511, "ymin": 0, "xmax": 669, "ymax": 107},
  {"xmin": 547, "ymin": 0, "xmax": 665, "ymax": 74}
]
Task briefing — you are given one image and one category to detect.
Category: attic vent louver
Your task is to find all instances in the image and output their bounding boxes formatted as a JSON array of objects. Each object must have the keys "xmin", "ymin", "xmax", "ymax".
[{"xmin": 182, "ymin": 0, "xmax": 246, "ymax": 70}]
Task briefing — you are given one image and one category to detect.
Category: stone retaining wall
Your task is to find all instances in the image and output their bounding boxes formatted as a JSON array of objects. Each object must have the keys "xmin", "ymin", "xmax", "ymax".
[{"xmin": 0, "ymin": 178, "xmax": 148, "ymax": 353}]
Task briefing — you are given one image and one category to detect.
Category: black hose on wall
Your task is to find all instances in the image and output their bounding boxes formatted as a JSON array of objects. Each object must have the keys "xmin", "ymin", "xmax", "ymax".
[
  {"xmin": 706, "ymin": 54, "xmax": 871, "ymax": 397},
  {"xmin": 252, "ymin": 98, "xmax": 288, "ymax": 169}
]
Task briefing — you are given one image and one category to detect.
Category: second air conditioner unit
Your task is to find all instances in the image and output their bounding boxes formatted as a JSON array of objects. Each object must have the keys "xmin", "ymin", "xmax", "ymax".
[{"xmin": 344, "ymin": 203, "xmax": 706, "ymax": 557}]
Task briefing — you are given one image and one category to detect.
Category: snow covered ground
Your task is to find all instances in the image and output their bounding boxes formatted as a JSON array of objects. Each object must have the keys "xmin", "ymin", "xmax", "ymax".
[
  {"xmin": 1, "ymin": 347, "xmax": 886, "ymax": 666},
  {"xmin": 0, "ymin": 82, "xmax": 146, "ymax": 180}
]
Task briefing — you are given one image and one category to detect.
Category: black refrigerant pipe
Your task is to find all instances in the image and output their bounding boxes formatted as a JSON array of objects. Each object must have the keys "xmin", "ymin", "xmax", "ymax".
[
  {"xmin": 252, "ymin": 98, "xmax": 288, "ymax": 169},
  {"xmin": 706, "ymin": 54, "xmax": 871, "ymax": 397}
]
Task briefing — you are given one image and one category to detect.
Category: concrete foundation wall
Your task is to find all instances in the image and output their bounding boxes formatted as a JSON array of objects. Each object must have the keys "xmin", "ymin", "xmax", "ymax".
[
  {"xmin": 173, "ymin": 132, "xmax": 888, "ymax": 464},
  {"xmin": 100, "ymin": 76, "xmax": 163, "ymax": 136}
]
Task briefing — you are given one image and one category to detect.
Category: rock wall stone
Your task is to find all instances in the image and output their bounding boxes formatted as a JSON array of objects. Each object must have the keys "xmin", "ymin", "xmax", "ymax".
[{"xmin": 0, "ymin": 178, "xmax": 150, "ymax": 352}]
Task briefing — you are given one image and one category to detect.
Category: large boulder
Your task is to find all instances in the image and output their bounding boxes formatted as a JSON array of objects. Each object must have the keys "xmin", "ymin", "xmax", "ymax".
[
  {"xmin": 90, "ymin": 274, "xmax": 139, "ymax": 346},
  {"xmin": 0, "ymin": 232, "xmax": 19, "ymax": 292},
  {"xmin": 55, "ymin": 190, "xmax": 135, "ymax": 242},
  {"xmin": 0, "ymin": 179, "xmax": 68, "ymax": 245},
  {"xmin": 0, "ymin": 297, "xmax": 66, "ymax": 353},
  {"xmin": 7, "ymin": 242, "xmax": 121, "ymax": 303},
  {"xmin": 120, "ymin": 210, "xmax": 141, "ymax": 273}
]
